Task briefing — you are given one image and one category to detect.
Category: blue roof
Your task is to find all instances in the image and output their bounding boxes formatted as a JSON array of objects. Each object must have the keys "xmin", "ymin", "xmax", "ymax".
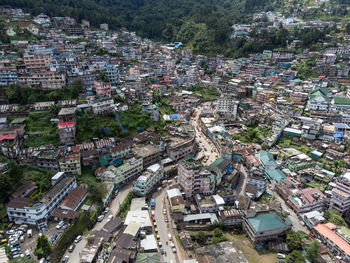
[
  {"xmin": 334, "ymin": 123, "xmax": 349, "ymax": 129},
  {"xmin": 170, "ymin": 114, "xmax": 182, "ymax": 119}
]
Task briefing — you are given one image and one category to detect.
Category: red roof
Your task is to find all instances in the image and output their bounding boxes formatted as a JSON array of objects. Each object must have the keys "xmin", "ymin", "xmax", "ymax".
[
  {"xmin": 0, "ymin": 134, "xmax": 16, "ymax": 141},
  {"xmin": 314, "ymin": 223, "xmax": 350, "ymax": 256},
  {"xmin": 58, "ymin": 121, "xmax": 75, "ymax": 127}
]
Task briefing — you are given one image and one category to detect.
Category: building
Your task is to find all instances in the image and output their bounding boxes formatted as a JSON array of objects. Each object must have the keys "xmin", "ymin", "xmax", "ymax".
[
  {"xmin": 90, "ymin": 98, "xmax": 114, "ymax": 115},
  {"xmin": 23, "ymin": 53, "xmax": 52, "ymax": 71},
  {"xmin": 19, "ymin": 71, "xmax": 66, "ymax": 90},
  {"xmin": 94, "ymin": 80, "xmax": 111, "ymax": 97},
  {"xmin": 313, "ymin": 223, "xmax": 350, "ymax": 261},
  {"xmin": 246, "ymin": 172, "xmax": 267, "ymax": 199},
  {"xmin": 133, "ymin": 163, "xmax": 164, "ymax": 196},
  {"xmin": 133, "ymin": 144, "xmax": 161, "ymax": 170},
  {"xmin": 104, "ymin": 64, "xmax": 120, "ymax": 84},
  {"xmin": 7, "ymin": 175, "xmax": 77, "ymax": 229},
  {"xmin": 243, "ymin": 211, "xmax": 292, "ymax": 244},
  {"xmin": 58, "ymin": 121, "xmax": 76, "ymax": 144},
  {"xmin": 0, "ymin": 134, "xmax": 20, "ymax": 158},
  {"xmin": 58, "ymin": 107, "xmax": 77, "ymax": 123},
  {"xmin": 217, "ymin": 96, "xmax": 238, "ymax": 119},
  {"xmin": 31, "ymin": 148, "xmax": 60, "ymax": 172},
  {"xmin": 288, "ymin": 187, "xmax": 327, "ymax": 214},
  {"xmin": 59, "ymin": 152, "xmax": 81, "ymax": 175},
  {"xmin": 309, "ymin": 88, "xmax": 329, "ymax": 111},
  {"xmin": 330, "ymin": 172, "xmax": 350, "ymax": 215},
  {"xmin": 178, "ymin": 157, "xmax": 213, "ymax": 198},
  {"xmin": 0, "ymin": 67, "xmax": 17, "ymax": 86},
  {"xmin": 167, "ymin": 136, "xmax": 196, "ymax": 162},
  {"xmin": 290, "ymin": 92, "xmax": 308, "ymax": 105}
]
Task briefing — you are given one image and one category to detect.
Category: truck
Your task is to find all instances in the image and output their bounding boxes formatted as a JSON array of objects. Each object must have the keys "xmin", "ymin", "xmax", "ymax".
[{"xmin": 151, "ymin": 199, "xmax": 156, "ymax": 209}]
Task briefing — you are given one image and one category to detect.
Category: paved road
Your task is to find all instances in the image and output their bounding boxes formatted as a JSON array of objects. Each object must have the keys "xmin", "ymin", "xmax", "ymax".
[
  {"xmin": 66, "ymin": 184, "xmax": 132, "ymax": 262},
  {"xmin": 236, "ymin": 164, "xmax": 248, "ymax": 196},
  {"xmin": 153, "ymin": 188, "xmax": 179, "ymax": 263}
]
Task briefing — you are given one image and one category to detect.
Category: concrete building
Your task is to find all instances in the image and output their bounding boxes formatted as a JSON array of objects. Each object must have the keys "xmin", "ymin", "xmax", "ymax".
[
  {"xmin": 23, "ymin": 53, "xmax": 52, "ymax": 71},
  {"xmin": 133, "ymin": 144, "xmax": 161, "ymax": 170},
  {"xmin": 7, "ymin": 175, "xmax": 77, "ymax": 229},
  {"xmin": 90, "ymin": 98, "xmax": 114, "ymax": 115},
  {"xmin": 58, "ymin": 121, "xmax": 76, "ymax": 145},
  {"xmin": 94, "ymin": 80, "xmax": 111, "ymax": 97},
  {"xmin": 19, "ymin": 71, "xmax": 66, "ymax": 90},
  {"xmin": 243, "ymin": 211, "xmax": 291, "ymax": 244},
  {"xmin": 309, "ymin": 88, "xmax": 329, "ymax": 111},
  {"xmin": 330, "ymin": 172, "xmax": 350, "ymax": 215},
  {"xmin": 104, "ymin": 64, "xmax": 120, "ymax": 84},
  {"xmin": 288, "ymin": 187, "xmax": 327, "ymax": 214},
  {"xmin": 59, "ymin": 152, "xmax": 81, "ymax": 175},
  {"xmin": 217, "ymin": 96, "xmax": 238, "ymax": 119},
  {"xmin": 178, "ymin": 157, "xmax": 213, "ymax": 198},
  {"xmin": 167, "ymin": 136, "xmax": 196, "ymax": 162},
  {"xmin": 133, "ymin": 163, "xmax": 164, "ymax": 196},
  {"xmin": 0, "ymin": 67, "xmax": 17, "ymax": 86}
]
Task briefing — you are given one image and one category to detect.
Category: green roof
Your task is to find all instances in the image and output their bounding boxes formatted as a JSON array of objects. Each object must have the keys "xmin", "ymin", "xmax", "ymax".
[
  {"xmin": 309, "ymin": 88, "xmax": 329, "ymax": 102},
  {"xmin": 265, "ymin": 169, "xmax": 286, "ymax": 183},
  {"xmin": 136, "ymin": 253, "xmax": 161, "ymax": 263},
  {"xmin": 248, "ymin": 212, "xmax": 287, "ymax": 232},
  {"xmin": 258, "ymin": 150, "xmax": 277, "ymax": 167},
  {"xmin": 334, "ymin": 96, "xmax": 350, "ymax": 105}
]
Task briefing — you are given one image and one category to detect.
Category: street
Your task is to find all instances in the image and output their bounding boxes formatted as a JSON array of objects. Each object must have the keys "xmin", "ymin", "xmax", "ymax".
[
  {"xmin": 65, "ymin": 184, "xmax": 132, "ymax": 262},
  {"xmin": 236, "ymin": 164, "xmax": 248, "ymax": 195}
]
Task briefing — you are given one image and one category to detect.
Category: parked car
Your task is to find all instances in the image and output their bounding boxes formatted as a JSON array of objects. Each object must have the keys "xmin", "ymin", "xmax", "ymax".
[
  {"xmin": 160, "ymin": 247, "xmax": 166, "ymax": 255},
  {"xmin": 158, "ymin": 241, "xmax": 162, "ymax": 247},
  {"xmin": 74, "ymin": 235, "xmax": 82, "ymax": 243},
  {"xmin": 20, "ymin": 235, "xmax": 24, "ymax": 243},
  {"xmin": 62, "ymin": 223, "xmax": 70, "ymax": 230},
  {"xmin": 68, "ymin": 243, "xmax": 75, "ymax": 253},
  {"xmin": 164, "ymin": 216, "xmax": 168, "ymax": 223},
  {"xmin": 56, "ymin": 221, "xmax": 65, "ymax": 230},
  {"xmin": 168, "ymin": 234, "xmax": 173, "ymax": 241},
  {"xmin": 163, "ymin": 209, "xmax": 167, "ymax": 215},
  {"xmin": 97, "ymin": 215, "xmax": 104, "ymax": 222},
  {"xmin": 107, "ymin": 215, "xmax": 113, "ymax": 222},
  {"xmin": 151, "ymin": 211, "xmax": 155, "ymax": 216},
  {"xmin": 25, "ymin": 249, "xmax": 31, "ymax": 258},
  {"xmin": 27, "ymin": 229, "xmax": 32, "ymax": 238},
  {"xmin": 102, "ymin": 207, "xmax": 109, "ymax": 215},
  {"xmin": 62, "ymin": 255, "xmax": 69, "ymax": 263},
  {"xmin": 277, "ymin": 253, "xmax": 286, "ymax": 259},
  {"xmin": 50, "ymin": 234, "xmax": 58, "ymax": 243},
  {"xmin": 172, "ymin": 247, "xmax": 177, "ymax": 253}
]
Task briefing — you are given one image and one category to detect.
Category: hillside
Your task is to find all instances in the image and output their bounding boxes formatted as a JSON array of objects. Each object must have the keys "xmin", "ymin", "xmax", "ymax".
[{"xmin": 0, "ymin": 0, "xmax": 283, "ymax": 55}]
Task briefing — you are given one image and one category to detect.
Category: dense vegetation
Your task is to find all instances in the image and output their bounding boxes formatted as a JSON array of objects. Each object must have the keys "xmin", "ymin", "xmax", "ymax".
[{"xmin": 1, "ymin": 0, "xmax": 283, "ymax": 55}]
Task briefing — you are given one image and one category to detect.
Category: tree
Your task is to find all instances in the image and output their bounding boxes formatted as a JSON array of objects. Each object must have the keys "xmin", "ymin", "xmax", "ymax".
[
  {"xmin": 34, "ymin": 234, "xmax": 52, "ymax": 260},
  {"xmin": 49, "ymin": 104, "xmax": 60, "ymax": 117},
  {"xmin": 12, "ymin": 258, "xmax": 37, "ymax": 263},
  {"xmin": 305, "ymin": 241, "xmax": 320, "ymax": 263},
  {"xmin": 286, "ymin": 230, "xmax": 308, "ymax": 251},
  {"xmin": 71, "ymin": 79, "xmax": 84, "ymax": 98},
  {"xmin": 213, "ymin": 228, "xmax": 223, "ymax": 237},
  {"xmin": 194, "ymin": 231, "xmax": 207, "ymax": 244},
  {"xmin": 290, "ymin": 250, "xmax": 305, "ymax": 263},
  {"xmin": 324, "ymin": 209, "xmax": 348, "ymax": 227}
]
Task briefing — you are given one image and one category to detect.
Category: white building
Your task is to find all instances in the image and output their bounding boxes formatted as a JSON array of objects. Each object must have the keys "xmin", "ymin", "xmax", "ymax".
[
  {"xmin": 217, "ymin": 97, "xmax": 238, "ymax": 118},
  {"xmin": 133, "ymin": 163, "xmax": 164, "ymax": 196},
  {"xmin": 7, "ymin": 174, "xmax": 77, "ymax": 230},
  {"xmin": 330, "ymin": 172, "xmax": 350, "ymax": 215},
  {"xmin": 90, "ymin": 98, "xmax": 114, "ymax": 115}
]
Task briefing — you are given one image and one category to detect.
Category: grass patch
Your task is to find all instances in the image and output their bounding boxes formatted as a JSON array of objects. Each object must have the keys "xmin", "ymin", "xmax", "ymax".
[
  {"xmin": 24, "ymin": 112, "xmax": 60, "ymax": 147},
  {"xmin": 187, "ymin": 85, "xmax": 220, "ymax": 101},
  {"xmin": 117, "ymin": 192, "xmax": 133, "ymax": 220}
]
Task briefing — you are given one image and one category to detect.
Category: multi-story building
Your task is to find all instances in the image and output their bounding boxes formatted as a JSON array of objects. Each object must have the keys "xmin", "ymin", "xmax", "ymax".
[
  {"xmin": 178, "ymin": 157, "xmax": 213, "ymax": 198},
  {"xmin": 90, "ymin": 98, "xmax": 114, "ymax": 115},
  {"xmin": 23, "ymin": 53, "xmax": 52, "ymax": 71},
  {"xmin": 133, "ymin": 163, "xmax": 164, "ymax": 196},
  {"xmin": 217, "ymin": 97, "xmax": 238, "ymax": 118},
  {"xmin": 0, "ymin": 134, "xmax": 20, "ymax": 158},
  {"xmin": 59, "ymin": 152, "xmax": 81, "ymax": 175},
  {"xmin": 31, "ymin": 148, "xmax": 60, "ymax": 172},
  {"xmin": 167, "ymin": 136, "xmax": 196, "ymax": 162},
  {"xmin": 247, "ymin": 172, "xmax": 267, "ymax": 199},
  {"xmin": 18, "ymin": 71, "xmax": 66, "ymax": 90},
  {"xmin": 288, "ymin": 187, "xmax": 327, "ymax": 214},
  {"xmin": 0, "ymin": 67, "xmax": 17, "ymax": 86},
  {"xmin": 330, "ymin": 172, "xmax": 350, "ymax": 215},
  {"xmin": 133, "ymin": 144, "xmax": 161, "ymax": 170},
  {"xmin": 243, "ymin": 210, "xmax": 291, "ymax": 244},
  {"xmin": 7, "ymin": 174, "xmax": 77, "ymax": 230},
  {"xmin": 104, "ymin": 64, "xmax": 120, "ymax": 84},
  {"xmin": 58, "ymin": 107, "xmax": 77, "ymax": 123},
  {"xmin": 290, "ymin": 92, "xmax": 308, "ymax": 105},
  {"xmin": 309, "ymin": 88, "xmax": 329, "ymax": 111},
  {"xmin": 58, "ymin": 121, "xmax": 76, "ymax": 145},
  {"xmin": 94, "ymin": 80, "xmax": 111, "ymax": 97}
]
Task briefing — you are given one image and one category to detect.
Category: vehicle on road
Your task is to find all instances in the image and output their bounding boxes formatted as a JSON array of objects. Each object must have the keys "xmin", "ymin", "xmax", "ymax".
[
  {"xmin": 151, "ymin": 211, "xmax": 155, "ymax": 216},
  {"xmin": 156, "ymin": 234, "xmax": 160, "ymax": 239},
  {"xmin": 74, "ymin": 235, "xmax": 82, "ymax": 243},
  {"xmin": 164, "ymin": 216, "xmax": 168, "ymax": 223},
  {"xmin": 158, "ymin": 241, "xmax": 162, "ymax": 247},
  {"xmin": 155, "ymin": 228, "xmax": 158, "ymax": 233},
  {"xmin": 68, "ymin": 243, "xmax": 75, "ymax": 252},
  {"xmin": 107, "ymin": 215, "xmax": 113, "ymax": 222},
  {"xmin": 168, "ymin": 234, "xmax": 173, "ymax": 241},
  {"xmin": 102, "ymin": 207, "xmax": 109, "ymax": 215},
  {"xmin": 151, "ymin": 199, "xmax": 156, "ymax": 209},
  {"xmin": 172, "ymin": 247, "xmax": 177, "ymax": 253},
  {"xmin": 97, "ymin": 215, "xmax": 104, "ymax": 222},
  {"xmin": 163, "ymin": 209, "xmax": 167, "ymax": 215},
  {"xmin": 62, "ymin": 255, "xmax": 69, "ymax": 263},
  {"xmin": 160, "ymin": 247, "xmax": 166, "ymax": 255},
  {"xmin": 50, "ymin": 234, "xmax": 58, "ymax": 243}
]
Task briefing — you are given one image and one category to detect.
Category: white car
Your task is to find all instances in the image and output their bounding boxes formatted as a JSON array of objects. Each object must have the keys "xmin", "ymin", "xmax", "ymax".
[
  {"xmin": 277, "ymin": 253, "xmax": 286, "ymax": 259},
  {"xmin": 56, "ymin": 221, "xmax": 65, "ymax": 230},
  {"xmin": 163, "ymin": 209, "xmax": 167, "ymax": 215},
  {"xmin": 74, "ymin": 235, "xmax": 82, "ymax": 243},
  {"xmin": 97, "ymin": 215, "xmax": 104, "ymax": 222},
  {"xmin": 107, "ymin": 215, "xmax": 113, "ymax": 222}
]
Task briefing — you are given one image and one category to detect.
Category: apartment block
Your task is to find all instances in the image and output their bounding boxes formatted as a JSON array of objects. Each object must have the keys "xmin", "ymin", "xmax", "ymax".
[
  {"xmin": 288, "ymin": 187, "xmax": 327, "ymax": 214},
  {"xmin": 23, "ymin": 53, "xmax": 52, "ymax": 71},
  {"xmin": 217, "ymin": 96, "xmax": 238, "ymax": 118},
  {"xmin": 18, "ymin": 71, "xmax": 66, "ymax": 90},
  {"xmin": 178, "ymin": 157, "xmax": 213, "ymax": 198},
  {"xmin": 330, "ymin": 172, "xmax": 350, "ymax": 215},
  {"xmin": 133, "ymin": 144, "xmax": 161, "ymax": 170},
  {"xmin": 90, "ymin": 98, "xmax": 114, "ymax": 115},
  {"xmin": 94, "ymin": 80, "xmax": 111, "ymax": 97},
  {"xmin": 167, "ymin": 136, "xmax": 197, "ymax": 162},
  {"xmin": 7, "ymin": 175, "xmax": 77, "ymax": 230},
  {"xmin": 0, "ymin": 67, "xmax": 17, "ymax": 86},
  {"xmin": 133, "ymin": 163, "xmax": 164, "ymax": 196},
  {"xmin": 59, "ymin": 152, "xmax": 81, "ymax": 175},
  {"xmin": 58, "ymin": 121, "xmax": 76, "ymax": 145},
  {"xmin": 104, "ymin": 64, "xmax": 120, "ymax": 84}
]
